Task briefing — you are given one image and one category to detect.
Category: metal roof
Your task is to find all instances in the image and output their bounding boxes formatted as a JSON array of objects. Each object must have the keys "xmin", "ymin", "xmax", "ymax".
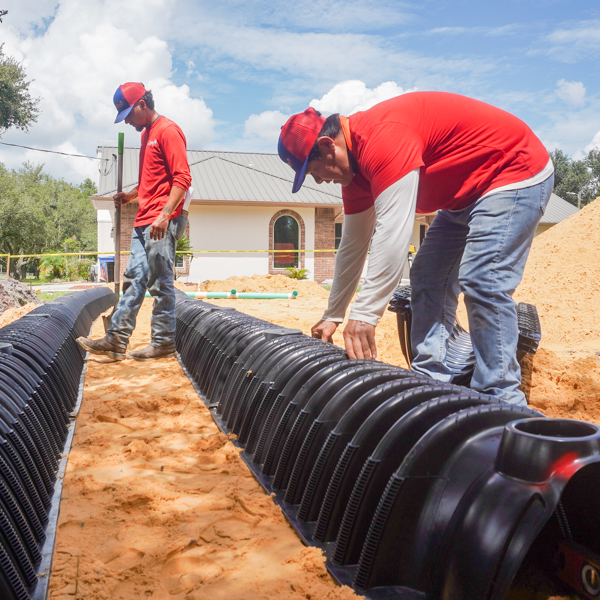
[
  {"xmin": 540, "ymin": 192, "xmax": 579, "ymax": 224},
  {"xmin": 94, "ymin": 146, "xmax": 578, "ymax": 223},
  {"xmin": 95, "ymin": 146, "xmax": 342, "ymax": 206}
]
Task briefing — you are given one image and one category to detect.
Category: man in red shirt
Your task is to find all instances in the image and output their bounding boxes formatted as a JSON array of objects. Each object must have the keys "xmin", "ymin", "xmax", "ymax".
[
  {"xmin": 78, "ymin": 82, "xmax": 191, "ymax": 361},
  {"xmin": 278, "ymin": 92, "xmax": 554, "ymax": 405}
]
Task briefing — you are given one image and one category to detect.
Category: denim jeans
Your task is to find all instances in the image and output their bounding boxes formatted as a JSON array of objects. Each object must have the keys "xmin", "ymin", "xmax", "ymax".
[
  {"xmin": 409, "ymin": 175, "xmax": 554, "ymax": 405},
  {"xmin": 107, "ymin": 218, "xmax": 179, "ymax": 349}
]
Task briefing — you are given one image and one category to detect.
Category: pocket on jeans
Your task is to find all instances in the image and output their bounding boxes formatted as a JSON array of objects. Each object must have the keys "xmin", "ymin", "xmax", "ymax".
[
  {"xmin": 173, "ymin": 215, "xmax": 188, "ymax": 240},
  {"xmin": 540, "ymin": 174, "xmax": 554, "ymax": 213}
]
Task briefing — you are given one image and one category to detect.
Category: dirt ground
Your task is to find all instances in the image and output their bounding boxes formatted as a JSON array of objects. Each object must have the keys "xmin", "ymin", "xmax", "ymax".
[{"xmin": 0, "ymin": 277, "xmax": 41, "ymax": 315}]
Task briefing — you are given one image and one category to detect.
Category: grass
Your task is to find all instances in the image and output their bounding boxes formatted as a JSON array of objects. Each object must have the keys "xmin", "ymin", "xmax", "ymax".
[{"xmin": 36, "ymin": 291, "xmax": 74, "ymax": 301}]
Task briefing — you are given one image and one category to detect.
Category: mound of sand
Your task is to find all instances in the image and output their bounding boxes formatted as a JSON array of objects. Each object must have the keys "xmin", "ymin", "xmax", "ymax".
[
  {"xmin": 0, "ymin": 277, "xmax": 41, "ymax": 315},
  {"xmin": 177, "ymin": 274, "xmax": 330, "ymax": 299},
  {"xmin": 0, "ymin": 302, "xmax": 39, "ymax": 329},
  {"xmin": 515, "ymin": 197, "xmax": 600, "ymax": 352}
]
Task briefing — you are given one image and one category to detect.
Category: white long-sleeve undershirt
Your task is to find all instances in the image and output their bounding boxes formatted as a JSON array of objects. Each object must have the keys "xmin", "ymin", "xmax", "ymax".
[{"xmin": 321, "ymin": 168, "xmax": 419, "ymax": 327}]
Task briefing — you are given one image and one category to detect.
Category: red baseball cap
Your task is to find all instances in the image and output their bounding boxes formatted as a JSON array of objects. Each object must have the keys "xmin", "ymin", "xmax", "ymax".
[
  {"xmin": 278, "ymin": 108, "xmax": 326, "ymax": 193},
  {"xmin": 113, "ymin": 82, "xmax": 147, "ymax": 123}
]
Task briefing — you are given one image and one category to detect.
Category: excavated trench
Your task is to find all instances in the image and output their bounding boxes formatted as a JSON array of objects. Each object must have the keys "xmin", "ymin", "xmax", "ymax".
[{"xmin": 0, "ymin": 288, "xmax": 599, "ymax": 600}]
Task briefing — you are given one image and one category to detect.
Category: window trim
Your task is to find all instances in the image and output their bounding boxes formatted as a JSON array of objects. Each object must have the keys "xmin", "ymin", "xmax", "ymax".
[{"xmin": 268, "ymin": 209, "xmax": 305, "ymax": 274}]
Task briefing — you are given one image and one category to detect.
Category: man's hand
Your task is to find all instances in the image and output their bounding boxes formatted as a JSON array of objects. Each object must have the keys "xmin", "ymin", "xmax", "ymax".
[
  {"xmin": 150, "ymin": 212, "xmax": 170, "ymax": 240},
  {"xmin": 311, "ymin": 320, "xmax": 338, "ymax": 343},
  {"xmin": 113, "ymin": 190, "xmax": 135, "ymax": 209},
  {"xmin": 343, "ymin": 319, "xmax": 377, "ymax": 360}
]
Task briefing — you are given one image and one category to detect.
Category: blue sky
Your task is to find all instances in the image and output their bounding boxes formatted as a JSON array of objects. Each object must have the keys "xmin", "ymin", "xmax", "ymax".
[{"xmin": 1, "ymin": 0, "xmax": 599, "ymax": 183}]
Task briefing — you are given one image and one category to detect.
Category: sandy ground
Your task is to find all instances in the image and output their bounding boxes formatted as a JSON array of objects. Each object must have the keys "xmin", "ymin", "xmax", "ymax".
[{"xmin": 0, "ymin": 301, "xmax": 38, "ymax": 328}]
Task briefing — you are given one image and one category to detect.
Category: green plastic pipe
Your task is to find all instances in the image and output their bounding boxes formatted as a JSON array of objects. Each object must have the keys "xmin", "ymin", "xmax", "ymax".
[{"xmin": 119, "ymin": 289, "xmax": 299, "ymax": 299}]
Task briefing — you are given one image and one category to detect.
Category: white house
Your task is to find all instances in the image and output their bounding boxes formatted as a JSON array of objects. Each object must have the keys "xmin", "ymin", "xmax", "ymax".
[{"xmin": 91, "ymin": 145, "xmax": 578, "ymax": 283}]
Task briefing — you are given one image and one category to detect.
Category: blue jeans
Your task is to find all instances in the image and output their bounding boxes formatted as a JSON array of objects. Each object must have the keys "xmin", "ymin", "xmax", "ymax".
[
  {"xmin": 107, "ymin": 217, "xmax": 181, "ymax": 349},
  {"xmin": 409, "ymin": 175, "xmax": 553, "ymax": 405}
]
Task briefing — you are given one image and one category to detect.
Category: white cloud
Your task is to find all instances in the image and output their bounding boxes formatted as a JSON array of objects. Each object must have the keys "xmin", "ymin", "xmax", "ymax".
[
  {"xmin": 429, "ymin": 24, "xmax": 522, "ymax": 37},
  {"xmin": 556, "ymin": 79, "xmax": 586, "ymax": 107},
  {"xmin": 309, "ymin": 80, "xmax": 414, "ymax": 116},
  {"xmin": 0, "ymin": 0, "xmax": 215, "ymax": 181},
  {"xmin": 544, "ymin": 20, "xmax": 600, "ymax": 62},
  {"xmin": 534, "ymin": 99, "xmax": 600, "ymax": 159},
  {"xmin": 171, "ymin": 15, "xmax": 494, "ymax": 96},
  {"xmin": 243, "ymin": 110, "xmax": 289, "ymax": 144},
  {"xmin": 239, "ymin": 81, "xmax": 413, "ymax": 152},
  {"xmin": 585, "ymin": 130, "xmax": 600, "ymax": 153},
  {"xmin": 151, "ymin": 81, "xmax": 214, "ymax": 149}
]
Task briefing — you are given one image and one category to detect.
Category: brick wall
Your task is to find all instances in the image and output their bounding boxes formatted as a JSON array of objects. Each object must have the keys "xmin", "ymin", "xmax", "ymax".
[
  {"xmin": 314, "ymin": 207, "xmax": 336, "ymax": 283},
  {"xmin": 117, "ymin": 201, "xmax": 138, "ymax": 280}
]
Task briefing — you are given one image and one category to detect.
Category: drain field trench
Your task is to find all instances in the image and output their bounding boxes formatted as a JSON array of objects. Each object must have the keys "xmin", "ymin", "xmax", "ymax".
[{"xmin": 48, "ymin": 297, "xmax": 359, "ymax": 600}]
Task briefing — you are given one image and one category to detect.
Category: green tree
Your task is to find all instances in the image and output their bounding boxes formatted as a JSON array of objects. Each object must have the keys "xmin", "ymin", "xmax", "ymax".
[
  {"xmin": 549, "ymin": 148, "xmax": 598, "ymax": 208},
  {"xmin": 0, "ymin": 162, "xmax": 98, "ymax": 277},
  {"xmin": 0, "ymin": 43, "xmax": 39, "ymax": 135},
  {"xmin": 584, "ymin": 148, "xmax": 600, "ymax": 203}
]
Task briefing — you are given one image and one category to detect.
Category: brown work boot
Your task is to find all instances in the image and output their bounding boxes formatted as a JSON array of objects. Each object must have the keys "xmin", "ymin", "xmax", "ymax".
[
  {"xmin": 76, "ymin": 336, "xmax": 126, "ymax": 361},
  {"xmin": 127, "ymin": 344, "xmax": 177, "ymax": 361}
]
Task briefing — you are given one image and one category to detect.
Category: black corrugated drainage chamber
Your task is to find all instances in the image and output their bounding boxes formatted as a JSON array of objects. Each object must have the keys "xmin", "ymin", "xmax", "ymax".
[
  {"xmin": 175, "ymin": 292, "xmax": 600, "ymax": 600},
  {"xmin": 0, "ymin": 288, "xmax": 114, "ymax": 600}
]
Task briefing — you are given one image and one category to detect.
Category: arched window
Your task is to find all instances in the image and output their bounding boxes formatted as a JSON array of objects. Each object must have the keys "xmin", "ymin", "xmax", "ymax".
[{"xmin": 273, "ymin": 215, "xmax": 299, "ymax": 268}]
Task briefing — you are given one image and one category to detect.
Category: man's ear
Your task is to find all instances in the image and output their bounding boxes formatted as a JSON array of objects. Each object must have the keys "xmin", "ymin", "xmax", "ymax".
[
  {"xmin": 316, "ymin": 136, "xmax": 335, "ymax": 156},
  {"xmin": 137, "ymin": 99, "xmax": 146, "ymax": 111}
]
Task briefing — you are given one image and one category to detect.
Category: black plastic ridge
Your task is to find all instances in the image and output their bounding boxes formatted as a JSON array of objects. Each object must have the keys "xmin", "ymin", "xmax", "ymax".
[
  {"xmin": 175, "ymin": 295, "xmax": 600, "ymax": 600},
  {"xmin": 0, "ymin": 287, "xmax": 114, "ymax": 600}
]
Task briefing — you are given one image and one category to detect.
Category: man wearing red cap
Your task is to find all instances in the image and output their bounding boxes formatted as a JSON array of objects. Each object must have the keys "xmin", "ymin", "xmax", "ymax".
[
  {"xmin": 77, "ymin": 82, "xmax": 191, "ymax": 361},
  {"xmin": 278, "ymin": 92, "xmax": 553, "ymax": 405}
]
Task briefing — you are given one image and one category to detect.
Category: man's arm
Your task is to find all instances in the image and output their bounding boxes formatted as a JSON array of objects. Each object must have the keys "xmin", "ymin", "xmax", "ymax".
[
  {"xmin": 149, "ymin": 185, "xmax": 186, "ymax": 240},
  {"xmin": 149, "ymin": 125, "xmax": 192, "ymax": 240},
  {"xmin": 113, "ymin": 187, "xmax": 138, "ymax": 208},
  {"xmin": 340, "ymin": 169, "xmax": 419, "ymax": 359},
  {"xmin": 311, "ymin": 204, "xmax": 376, "ymax": 342},
  {"xmin": 348, "ymin": 169, "xmax": 419, "ymax": 326}
]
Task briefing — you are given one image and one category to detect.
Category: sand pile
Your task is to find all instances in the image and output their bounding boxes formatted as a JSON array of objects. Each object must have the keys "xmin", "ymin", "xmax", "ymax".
[
  {"xmin": 177, "ymin": 274, "xmax": 330, "ymax": 299},
  {"xmin": 49, "ymin": 301, "xmax": 359, "ymax": 600},
  {"xmin": 515, "ymin": 197, "xmax": 600, "ymax": 353},
  {"xmin": 0, "ymin": 277, "xmax": 41, "ymax": 315},
  {"xmin": 0, "ymin": 302, "xmax": 39, "ymax": 328},
  {"xmin": 520, "ymin": 349, "xmax": 600, "ymax": 422}
]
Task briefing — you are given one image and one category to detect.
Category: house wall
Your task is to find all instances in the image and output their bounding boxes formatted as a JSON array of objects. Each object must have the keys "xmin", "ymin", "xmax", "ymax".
[
  {"xmin": 101, "ymin": 203, "xmax": 525, "ymax": 286},
  {"xmin": 97, "ymin": 209, "xmax": 114, "ymax": 253},
  {"xmin": 535, "ymin": 223, "xmax": 553, "ymax": 237},
  {"xmin": 183, "ymin": 204, "xmax": 316, "ymax": 283}
]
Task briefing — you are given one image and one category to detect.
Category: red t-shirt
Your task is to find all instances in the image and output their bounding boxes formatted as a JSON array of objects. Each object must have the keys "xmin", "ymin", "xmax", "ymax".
[
  {"xmin": 342, "ymin": 92, "xmax": 550, "ymax": 215},
  {"xmin": 135, "ymin": 116, "xmax": 192, "ymax": 226}
]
